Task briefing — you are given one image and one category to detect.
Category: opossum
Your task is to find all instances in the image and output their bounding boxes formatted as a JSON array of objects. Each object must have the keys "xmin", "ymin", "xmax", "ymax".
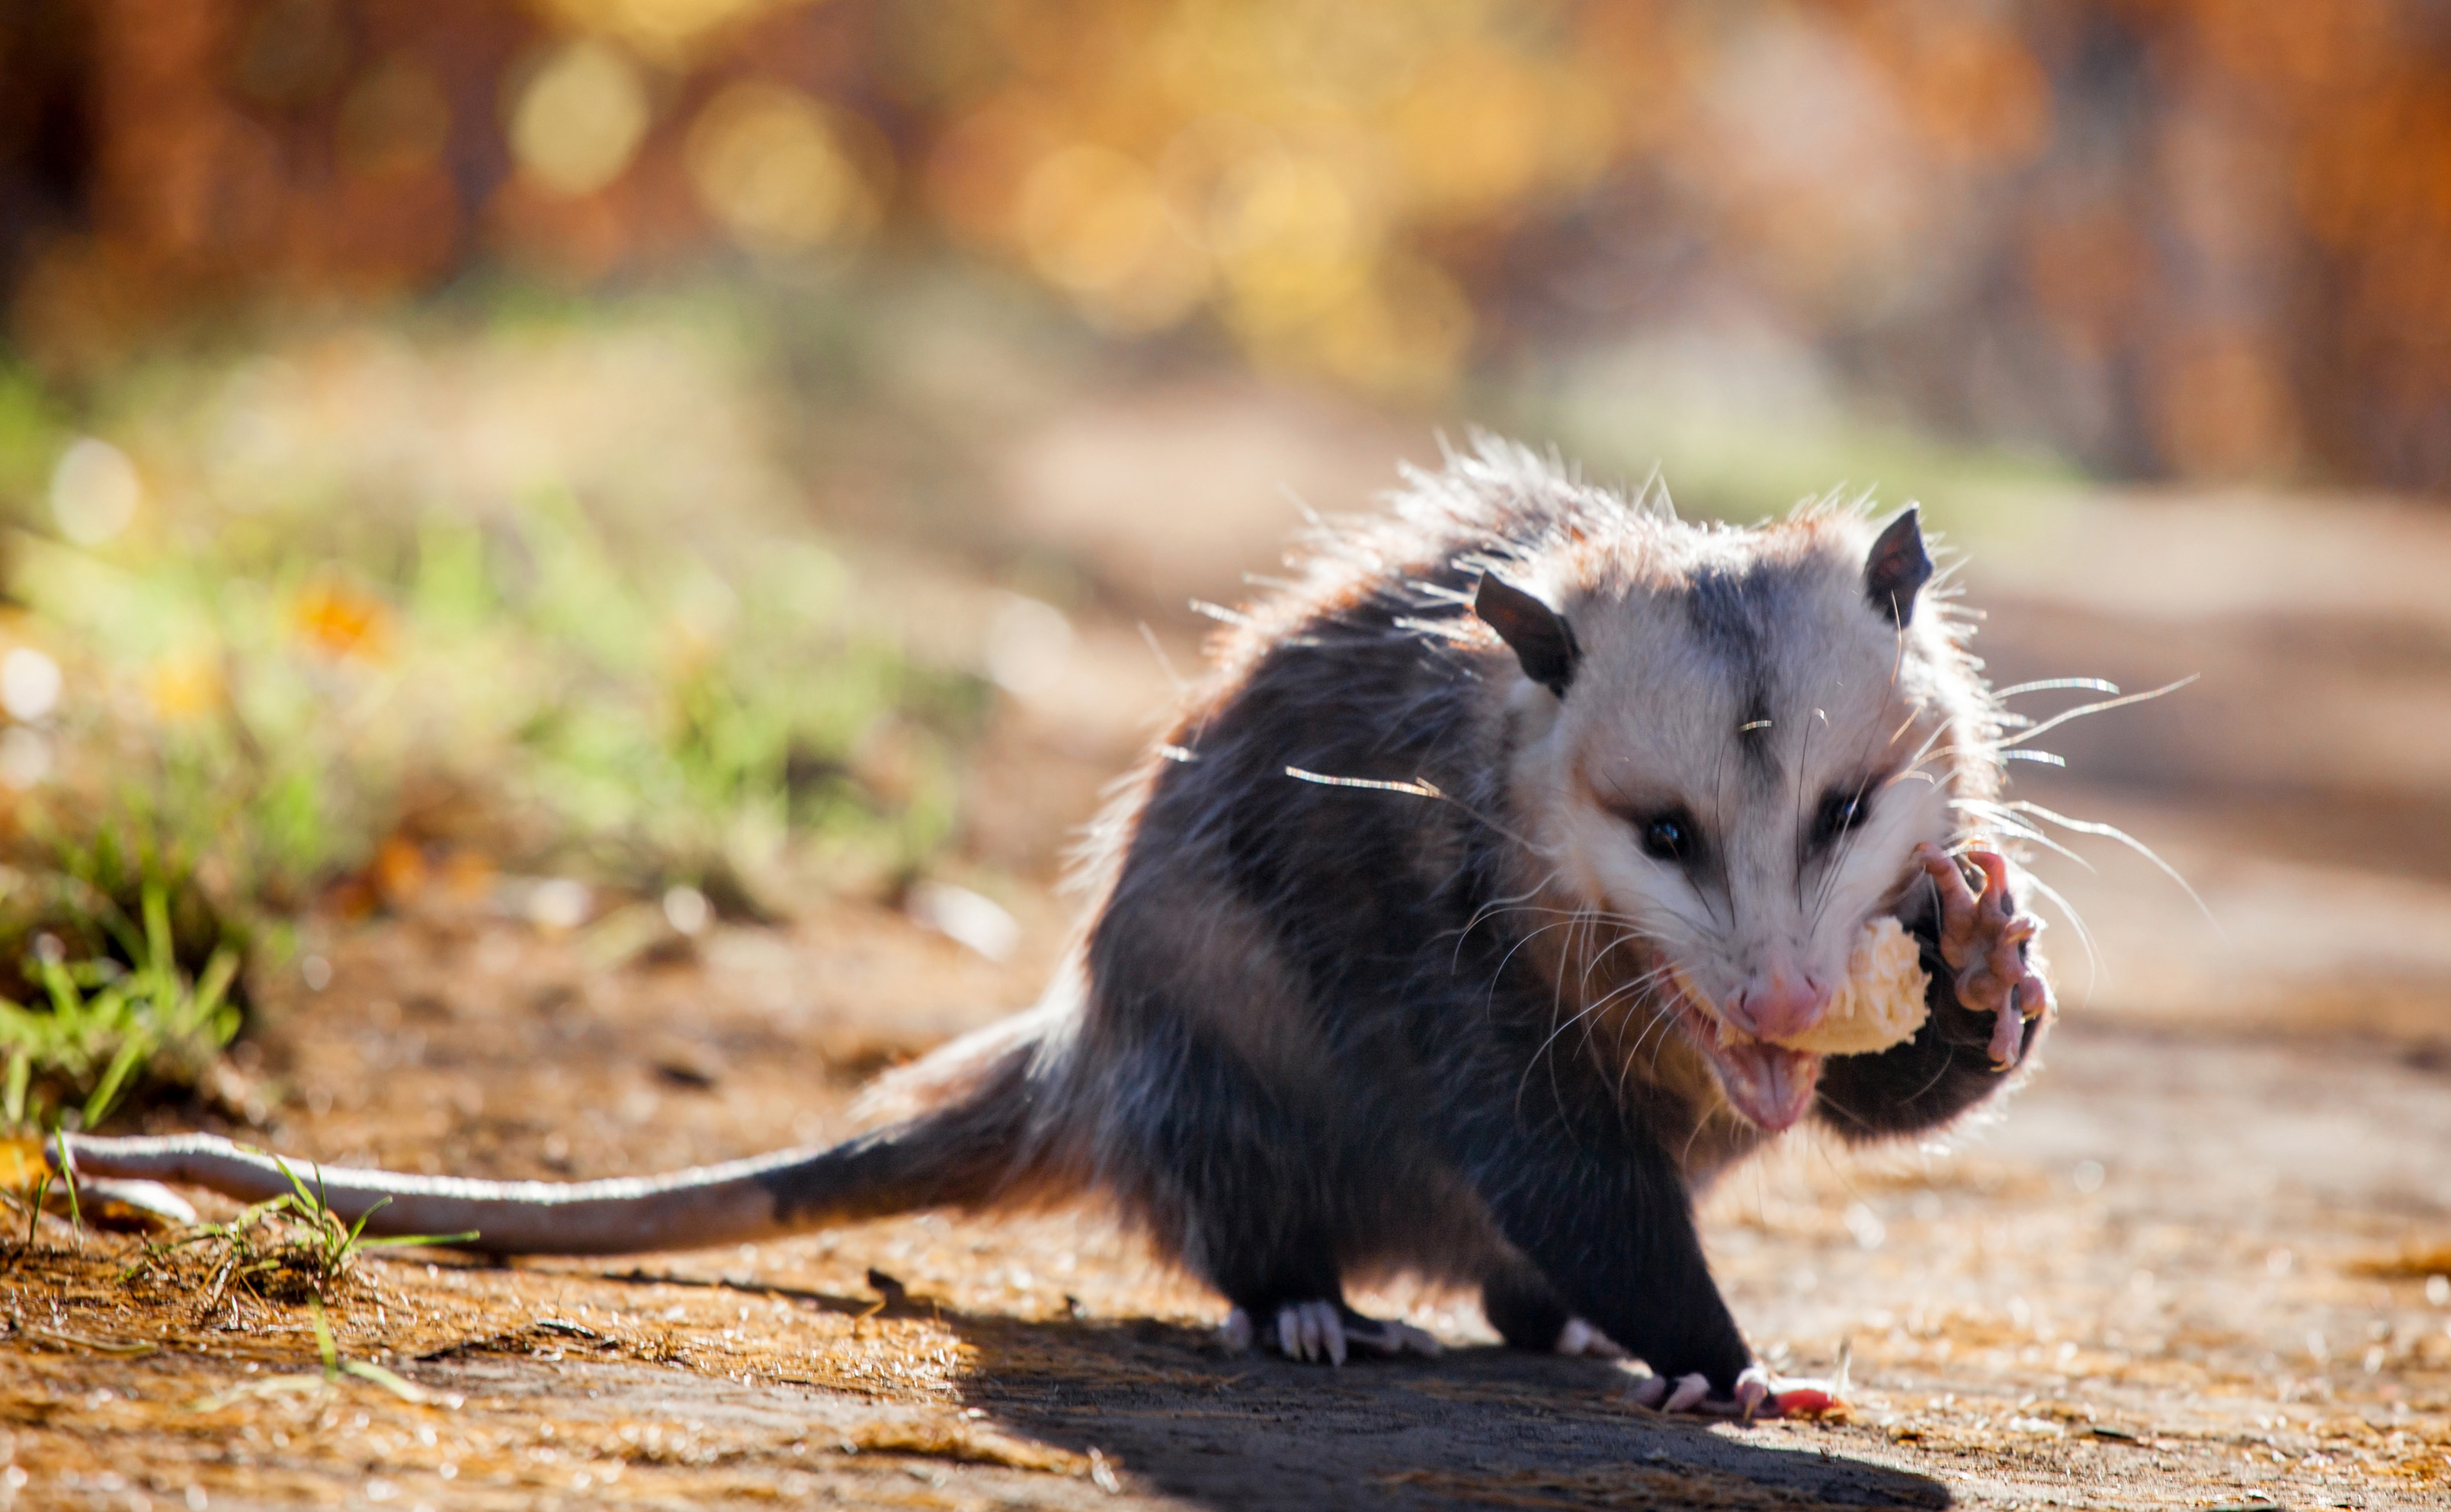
[{"xmin": 57, "ymin": 438, "xmax": 2052, "ymax": 1418}]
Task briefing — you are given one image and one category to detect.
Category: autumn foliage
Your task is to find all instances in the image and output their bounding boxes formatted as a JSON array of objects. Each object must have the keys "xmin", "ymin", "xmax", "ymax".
[{"xmin": 5, "ymin": 0, "xmax": 2450, "ymax": 488}]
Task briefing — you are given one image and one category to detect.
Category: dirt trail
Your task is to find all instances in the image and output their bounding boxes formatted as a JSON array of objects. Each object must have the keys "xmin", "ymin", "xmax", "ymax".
[
  {"xmin": 8, "ymin": 398, "xmax": 2451, "ymax": 1509},
  {"xmin": 6, "ymin": 910, "xmax": 2447, "ymax": 1510}
]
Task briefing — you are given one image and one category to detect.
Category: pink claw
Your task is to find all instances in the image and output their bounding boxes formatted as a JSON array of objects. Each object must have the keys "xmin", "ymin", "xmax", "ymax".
[
  {"xmin": 1734, "ymin": 1368, "xmax": 1771, "ymax": 1421},
  {"xmin": 1632, "ymin": 1367, "xmax": 1847, "ymax": 1420},
  {"xmin": 1732, "ymin": 1366, "xmax": 1844, "ymax": 1421}
]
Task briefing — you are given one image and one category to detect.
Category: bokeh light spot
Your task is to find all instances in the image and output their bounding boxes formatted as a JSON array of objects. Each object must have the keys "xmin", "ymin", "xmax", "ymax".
[
  {"xmin": 144, "ymin": 651, "xmax": 223, "ymax": 722},
  {"xmin": 0, "ymin": 649, "xmax": 62, "ymax": 723},
  {"xmin": 983, "ymin": 593, "xmax": 1075, "ymax": 699},
  {"xmin": 1018, "ymin": 146, "xmax": 1171, "ymax": 294},
  {"xmin": 510, "ymin": 40, "xmax": 652, "ymax": 198},
  {"xmin": 50, "ymin": 438, "xmax": 142, "ymax": 546},
  {"xmin": 687, "ymin": 83, "xmax": 873, "ymax": 255},
  {"xmin": 290, "ymin": 576, "xmax": 396, "ymax": 664},
  {"xmin": 0, "ymin": 729, "xmax": 50, "ymax": 791},
  {"xmin": 535, "ymin": 0, "xmax": 782, "ymax": 65}
]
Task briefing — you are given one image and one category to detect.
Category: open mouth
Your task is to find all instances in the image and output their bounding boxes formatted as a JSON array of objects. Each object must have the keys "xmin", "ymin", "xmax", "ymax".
[{"xmin": 1663, "ymin": 985, "xmax": 1822, "ymax": 1133}]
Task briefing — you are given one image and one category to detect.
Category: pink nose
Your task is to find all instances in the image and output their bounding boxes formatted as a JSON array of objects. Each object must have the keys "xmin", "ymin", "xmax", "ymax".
[{"xmin": 1734, "ymin": 975, "xmax": 1830, "ymax": 1043}]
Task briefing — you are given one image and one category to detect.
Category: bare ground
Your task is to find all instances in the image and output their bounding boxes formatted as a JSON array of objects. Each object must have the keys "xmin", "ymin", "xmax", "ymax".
[
  {"xmin": 6, "ymin": 903, "xmax": 2449, "ymax": 1511},
  {"xmin": 8, "ymin": 396, "xmax": 2451, "ymax": 1510}
]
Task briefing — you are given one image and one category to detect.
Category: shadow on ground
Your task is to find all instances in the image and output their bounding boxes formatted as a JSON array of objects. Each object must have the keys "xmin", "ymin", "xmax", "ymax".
[
  {"xmin": 959, "ymin": 1318, "xmax": 1949, "ymax": 1511},
  {"xmin": 509, "ymin": 1265, "xmax": 1950, "ymax": 1511}
]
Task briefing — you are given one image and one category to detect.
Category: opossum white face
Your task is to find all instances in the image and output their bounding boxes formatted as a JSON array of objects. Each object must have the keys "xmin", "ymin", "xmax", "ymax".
[{"xmin": 1482, "ymin": 511, "xmax": 1966, "ymax": 1133}]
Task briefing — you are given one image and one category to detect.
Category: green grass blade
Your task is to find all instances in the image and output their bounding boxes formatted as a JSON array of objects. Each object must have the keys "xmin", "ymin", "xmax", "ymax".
[
  {"xmin": 3, "ymin": 1049, "xmax": 27, "ymax": 1126},
  {"xmin": 339, "ymin": 1358, "xmax": 431, "ymax": 1404},
  {"xmin": 192, "ymin": 948, "xmax": 240, "ymax": 1036},
  {"xmin": 37, "ymin": 957, "xmax": 79, "ymax": 1020},
  {"xmin": 271, "ymin": 1155, "xmax": 321, "ymax": 1215},
  {"xmin": 142, "ymin": 883, "xmax": 175, "ymax": 997},
  {"xmin": 235, "ymin": 1193, "xmax": 296, "ymax": 1231},
  {"xmin": 341, "ymin": 1193, "xmax": 393, "ymax": 1248},
  {"xmin": 309, "ymin": 1299, "xmax": 338, "ymax": 1379},
  {"xmin": 88, "ymin": 982, "xmax": 132, "ymax": 1042},
  {"xmin": 360, "ymin": 1230, "xmax": 480, "ymax": 1249},
  {"xmin": 82, "ymin": 1032, "xmax": 151, "ymax": 1129},
  {"xmin": 53, "ymin": 1131, "xmax": 81, "ymax": 1237}
]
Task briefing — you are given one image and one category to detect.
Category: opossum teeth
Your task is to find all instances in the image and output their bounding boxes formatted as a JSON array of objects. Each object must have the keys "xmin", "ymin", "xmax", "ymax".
[{"xmin": 1668, "ymin": 971, "xmax": 1755, "ymax": 1052}]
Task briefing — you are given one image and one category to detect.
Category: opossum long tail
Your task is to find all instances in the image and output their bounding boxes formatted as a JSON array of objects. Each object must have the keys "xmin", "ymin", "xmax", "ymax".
[{"xmin": 50, "ymin": 1010, "xmax": 1060, "ymax": 1257}]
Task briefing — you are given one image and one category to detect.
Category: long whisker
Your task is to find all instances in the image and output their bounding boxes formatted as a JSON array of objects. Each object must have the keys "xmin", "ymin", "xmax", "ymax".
[
  {"xmin": 1282, "ymin": 767, "xmax": 1546, "ymax": 854},
  {"xmin": 1586, "ymin": 966, "xmax": 1685, "ymax": 1102},
  {"xmin": 1581, "ymin": 965, "xmax": 1679, "ymax": 1067},
  {"xmin": 1950, "ymin": 798, "xmax": 2097, "ymax": 873},
  {"xmin": 1623, "ymin": 976, "xmax": 1692, "ymax": 1082},
  {"xmin": 1999, "ymin": 677, "xmax": 2198, "ymax": 749},
  {"xmin": 1562, "ymin": 923, "xmax": 1674, "ymax": 1088},
  {"xmin": 1994, "ymin": 677, "xmax": 2121, "ymax": 700},
  {"xmin": 1485, "ymin": 915, "xmax": 1609, "ymax": 1009},
  {"xmin": 1519, "ymin": 906, "xmax": 1608, "ymax": 1120},
  {"xmin": 2016, "ymin": 870, "xmax": 2101, "ymax": 993},
  {"xmin": 2006, "ymin": 799, "xmax": 2219, "ymax": 932},
  {"xmin": 1453, "ymin": 872, "xmax": 1570, "ymax": 966},
  {"xmin": 1467, "ymin": 902, "xmax": 1679, "ymax": 951},
  {"xmin": 1543, "ymin": 906, "xmax": 1594, "ymax": 1119}
]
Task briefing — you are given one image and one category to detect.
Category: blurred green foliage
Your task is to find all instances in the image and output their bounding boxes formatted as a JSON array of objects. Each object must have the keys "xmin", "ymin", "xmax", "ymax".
[
  {"xmin": 0, "ymin": 290, "xmax": 994, "ymax": 1127},
  {"xmin": 0, "ymin": 884, "xmax": 241, "ymax": 1132}
]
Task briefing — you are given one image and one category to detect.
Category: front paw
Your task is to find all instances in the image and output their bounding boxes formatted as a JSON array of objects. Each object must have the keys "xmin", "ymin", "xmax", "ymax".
[
  {"xmin": 1629, "ymin": 1366, "xmax": 1845, "ymax": 1421},
  {"xmin": 1915, "ymin": 844, "xmax": 2052, "ymax": 1070},
  {"xmin": 1729, "ymin": 1366, "xmax": 1845, "ymax": 1421},
  {"xmin": 1555, "ymin": 1317, "xmax": 1628, "ymax": 1359},
  {"xmin": 1221, "ymin": 1301, "xmax": 1441, "ymax": 1366}
]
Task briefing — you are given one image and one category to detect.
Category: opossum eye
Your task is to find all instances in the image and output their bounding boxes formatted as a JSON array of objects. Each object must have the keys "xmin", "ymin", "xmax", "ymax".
[
  {"xmin": 1637, "ymin": 810, "xmax": 1700, "ymax": 864},
  {"xmin": 1811, "ymin": 789, "xmax": 1870, "ymax": 848}
]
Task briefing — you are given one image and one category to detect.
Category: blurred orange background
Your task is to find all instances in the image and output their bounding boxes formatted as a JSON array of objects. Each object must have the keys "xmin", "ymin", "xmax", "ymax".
[
  {"xmin": 6, "ymin": 0, "xmax": 2449, "ymax": 489},
  {"xmin": 13, "ymin": 12, "xmax": 2451, "ymax": 1509}
]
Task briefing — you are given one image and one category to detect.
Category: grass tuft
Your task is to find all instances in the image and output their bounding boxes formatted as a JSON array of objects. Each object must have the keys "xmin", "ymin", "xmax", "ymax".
[
  {"xmin": 0, "ymin": 882, "xmax": 240, "ymax": 1129},
  {"xmin": 117, "ymin": 1157, "xmax": 475, "ymax": 1305}
]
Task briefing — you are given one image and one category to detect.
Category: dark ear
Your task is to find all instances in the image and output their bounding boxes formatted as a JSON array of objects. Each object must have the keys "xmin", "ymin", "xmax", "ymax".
[
  {"xmin": 1864, "ymin": 508, "xmax": 1934, "ymax": 626},
  {"xmin": 1473, "ymin": 573, "xmax": 1581, "ymax": 698}
]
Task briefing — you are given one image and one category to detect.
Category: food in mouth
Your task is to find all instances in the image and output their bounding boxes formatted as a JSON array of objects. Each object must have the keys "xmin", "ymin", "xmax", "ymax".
[
  {"xmin": 1774, "ymin": 915, "xmax": 1930, "ymax": 1056},
  {"xmin": 1676, "ymin": 915, "xmax": 1933, "ymax": 1130}
]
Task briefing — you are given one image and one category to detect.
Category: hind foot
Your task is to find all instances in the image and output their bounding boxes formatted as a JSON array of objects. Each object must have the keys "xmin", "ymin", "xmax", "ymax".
[
  {"xmin": 1629, "ymin": 1366, "xmax": 1844, "ymax": 1420},
  {"xmin": 1220, "ymin": 1301, "xmax": 1443, "ymax": 1366},
  {"xmin": 1555, "ymin": 1318, "xmax": 1628, "ymax": 1359},
  {"xmin": 1917, "ymin": 844, "xmax": 2052, "ymax": 1070}
]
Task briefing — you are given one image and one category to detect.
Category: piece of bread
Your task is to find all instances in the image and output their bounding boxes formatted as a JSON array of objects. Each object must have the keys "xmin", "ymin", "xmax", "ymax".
[{"xmin": 1776, "ymin": 915, "xmax": 1930, "ymax": 1056}]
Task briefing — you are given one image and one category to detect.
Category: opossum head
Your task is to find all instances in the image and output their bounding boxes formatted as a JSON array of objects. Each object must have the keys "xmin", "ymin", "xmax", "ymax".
[{"xmin": 1482, "ymin": 506, "xmax": 1986, "ymax": 1134}]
